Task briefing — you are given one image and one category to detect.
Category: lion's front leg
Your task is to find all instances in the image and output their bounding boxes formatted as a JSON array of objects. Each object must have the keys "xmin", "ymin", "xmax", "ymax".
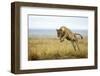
[
  {"xmin": 60, "ymin": 35, "xmax": 66, "ymax": 42},
  {"xmin": 60, "ymin": 38, "xmax": 64, "ymax": 42}
]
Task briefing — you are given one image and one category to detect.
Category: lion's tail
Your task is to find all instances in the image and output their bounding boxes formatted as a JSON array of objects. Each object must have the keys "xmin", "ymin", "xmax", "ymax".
[{"xmin": 74, "ymin": 33, "xmax": 83, "ymax": 39}]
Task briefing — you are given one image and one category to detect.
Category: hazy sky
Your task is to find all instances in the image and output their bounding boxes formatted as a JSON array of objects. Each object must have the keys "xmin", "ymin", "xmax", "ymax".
[{"xmin": 29, "ymin": 15, "xmax": 88, "ymax": 30}]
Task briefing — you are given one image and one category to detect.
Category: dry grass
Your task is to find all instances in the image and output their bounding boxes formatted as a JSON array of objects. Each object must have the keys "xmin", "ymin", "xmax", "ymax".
[{"xmin": 28, "ymin": 37, "xmax": 88, "ymax": 60}]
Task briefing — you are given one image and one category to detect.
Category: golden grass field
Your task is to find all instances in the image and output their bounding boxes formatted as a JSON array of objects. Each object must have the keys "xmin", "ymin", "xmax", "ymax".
[{"xmin": 28, "ymin": 37, "xmax": 88, "ymax": 60}]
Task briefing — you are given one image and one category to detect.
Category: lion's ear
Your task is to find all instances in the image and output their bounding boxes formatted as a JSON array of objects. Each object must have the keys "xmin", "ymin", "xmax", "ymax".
[{"xmin": 61, "ymin": 28, "xmax": 65, "ymax": 31}]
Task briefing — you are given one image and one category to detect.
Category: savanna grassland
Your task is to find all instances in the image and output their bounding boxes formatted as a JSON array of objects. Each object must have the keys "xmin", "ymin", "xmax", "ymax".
[{"xmin": 28, "ymin": 37, "xmax": 88, "ymax": 60}]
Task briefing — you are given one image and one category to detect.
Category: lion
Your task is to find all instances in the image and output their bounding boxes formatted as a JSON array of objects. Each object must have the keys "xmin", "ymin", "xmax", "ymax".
[{"xmin": 56, "ymin": 26, "xmax": 83, "ymax": 51}]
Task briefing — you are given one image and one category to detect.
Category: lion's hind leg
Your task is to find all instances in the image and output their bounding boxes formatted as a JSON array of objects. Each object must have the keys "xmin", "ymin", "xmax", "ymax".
[
  {"xmin": 75, "ymin": 40, "xmax": 81, "ymax": 51},
  {"xmin": 71, "ymin": 41, "xmax": 77, "ymax": 51}
]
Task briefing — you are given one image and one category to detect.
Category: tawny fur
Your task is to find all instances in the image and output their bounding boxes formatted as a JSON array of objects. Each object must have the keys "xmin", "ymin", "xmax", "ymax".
[{"xmin": 56, "ymin": 26, "xmax": 83, "ymax": 51}]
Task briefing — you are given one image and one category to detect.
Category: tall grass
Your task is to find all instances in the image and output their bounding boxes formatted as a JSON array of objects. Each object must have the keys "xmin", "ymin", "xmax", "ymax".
[{"xmin": 28, "ymin": 37, "xmax": 88, "ymax": 60}]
